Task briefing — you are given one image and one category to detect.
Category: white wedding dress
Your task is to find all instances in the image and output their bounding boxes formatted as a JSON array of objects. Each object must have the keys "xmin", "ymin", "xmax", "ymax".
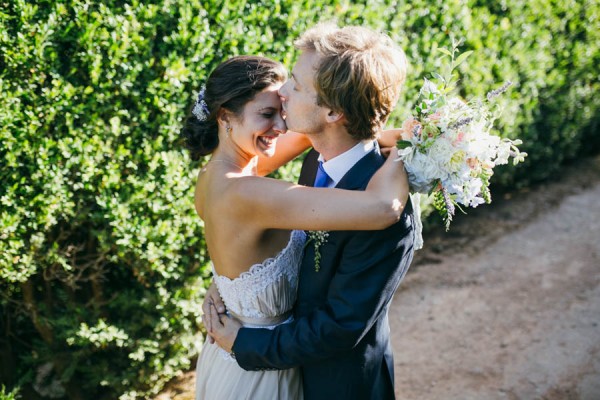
[{"xmin": 195, "ymin": 230, "xmax": 306, "ymax": 400}]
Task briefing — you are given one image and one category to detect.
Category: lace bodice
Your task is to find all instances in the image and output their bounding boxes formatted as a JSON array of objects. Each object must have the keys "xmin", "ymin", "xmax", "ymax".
[{"xmin": 212, "ymin": 230, "xmax": 306, "ymax": 327}]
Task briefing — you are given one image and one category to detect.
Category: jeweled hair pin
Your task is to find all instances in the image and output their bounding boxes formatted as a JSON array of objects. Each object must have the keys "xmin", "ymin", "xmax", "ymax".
[{"xmin": 192, "ymin": 86, "xmax": 210, "ymax": 122}]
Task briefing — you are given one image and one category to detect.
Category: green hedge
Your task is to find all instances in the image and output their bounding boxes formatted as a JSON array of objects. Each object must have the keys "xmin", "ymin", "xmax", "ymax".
[{"xmin": 1, "ymin": 0, "xmax": 598, "ymax": 398}]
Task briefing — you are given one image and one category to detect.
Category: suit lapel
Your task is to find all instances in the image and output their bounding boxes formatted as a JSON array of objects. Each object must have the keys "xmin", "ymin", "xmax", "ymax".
[
  {"xmin": 335, "ymin": 144, "xmax": 384, "ymax": 190},
  {"xmin": 298, "ymin": 148, "xmax": 319, "ymax": 186}
]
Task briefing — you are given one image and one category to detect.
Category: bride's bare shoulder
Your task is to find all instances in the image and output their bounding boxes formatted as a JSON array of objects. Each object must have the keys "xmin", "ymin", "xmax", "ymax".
[{"xmin": 196, "ymin": 172, "xmax": 275, "ymax": 218}]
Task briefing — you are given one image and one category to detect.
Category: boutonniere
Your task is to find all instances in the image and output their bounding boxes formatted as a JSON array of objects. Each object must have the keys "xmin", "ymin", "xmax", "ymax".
[{"xmin": 305, "ymin": 230, "xmax": 329, "ymax": 272}]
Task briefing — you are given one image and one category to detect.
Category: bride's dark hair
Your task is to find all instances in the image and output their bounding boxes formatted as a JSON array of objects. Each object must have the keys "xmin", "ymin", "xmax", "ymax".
[{"xmin": 181, "ymin": 56, "xmax": 287, "ymax": 161}]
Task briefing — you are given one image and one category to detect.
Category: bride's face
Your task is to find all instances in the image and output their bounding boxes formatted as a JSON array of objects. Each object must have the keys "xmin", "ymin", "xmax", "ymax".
[{"xmin": 229, "ymin": 83, "xmax": 287, "ymax": 158}]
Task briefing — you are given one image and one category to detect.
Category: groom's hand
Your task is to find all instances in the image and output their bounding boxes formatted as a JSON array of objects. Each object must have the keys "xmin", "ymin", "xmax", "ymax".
[
  {"xmin": 205, "ymin": 303, "xmax": 242, "ymax": 354},
  {"xmin": 201, "ymin": 281, "xmax": 226, "ymax": 344}
]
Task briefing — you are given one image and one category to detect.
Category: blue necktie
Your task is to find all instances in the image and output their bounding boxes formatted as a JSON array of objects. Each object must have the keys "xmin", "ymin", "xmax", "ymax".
[{"xmin": 314, "ymin": 161, "xmax": 332, "ymax": 188}]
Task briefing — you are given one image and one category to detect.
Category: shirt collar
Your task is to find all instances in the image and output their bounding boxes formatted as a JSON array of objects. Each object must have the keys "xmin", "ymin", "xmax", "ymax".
[{"xmin": 318, "ymin": 140, "xmax": 375, "ymax": 187}]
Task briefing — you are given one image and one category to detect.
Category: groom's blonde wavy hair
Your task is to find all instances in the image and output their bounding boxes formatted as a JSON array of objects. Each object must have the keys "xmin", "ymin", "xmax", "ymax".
[{"xmin": 295, "ymin": 23, "xmax": 408, "ymax": 140}]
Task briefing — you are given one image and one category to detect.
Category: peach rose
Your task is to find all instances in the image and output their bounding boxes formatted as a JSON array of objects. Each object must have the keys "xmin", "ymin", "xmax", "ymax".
[
  {"xmin": 401, "ymin": 118, "xmax": 421, "ymax": 140},
  {"xmin": 428, "ymin": 112, "xmax": 442, "ymax": 122}
]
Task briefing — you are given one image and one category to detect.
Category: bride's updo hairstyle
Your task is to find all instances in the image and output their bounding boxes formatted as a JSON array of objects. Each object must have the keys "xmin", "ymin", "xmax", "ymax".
[{"xmin": 181, "ymin": 55, "xmax": 287, "ymax": 161}]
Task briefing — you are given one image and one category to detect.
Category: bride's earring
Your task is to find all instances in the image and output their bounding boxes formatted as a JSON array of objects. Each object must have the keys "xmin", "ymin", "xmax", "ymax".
[{"xmin": 226, "ymin": 126, "xmax": 232, "ymax": 139}]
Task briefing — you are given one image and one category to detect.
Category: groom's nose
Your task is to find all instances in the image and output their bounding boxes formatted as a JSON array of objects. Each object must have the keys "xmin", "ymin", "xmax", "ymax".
[{"xmin": 278, "ymin": 80, "xmax": 290, "ymax": 101}]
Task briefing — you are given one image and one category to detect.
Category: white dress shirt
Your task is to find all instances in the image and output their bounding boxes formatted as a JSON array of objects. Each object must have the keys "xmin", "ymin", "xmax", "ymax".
[{"xmin": 318, "ymin": 140, "xmax": 376, "ymax": 188}]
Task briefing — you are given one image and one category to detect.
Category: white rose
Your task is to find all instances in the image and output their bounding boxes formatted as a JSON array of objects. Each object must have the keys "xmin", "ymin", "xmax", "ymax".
[{"xmin": 405, "ymin": 152, "xmax": 442, "ymax": 193}]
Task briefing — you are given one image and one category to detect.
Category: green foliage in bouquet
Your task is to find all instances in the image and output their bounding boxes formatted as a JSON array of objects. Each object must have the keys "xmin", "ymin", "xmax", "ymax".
[{"xmin": 0, "ymin": 0, "xmax": 598, "ymax": 398}]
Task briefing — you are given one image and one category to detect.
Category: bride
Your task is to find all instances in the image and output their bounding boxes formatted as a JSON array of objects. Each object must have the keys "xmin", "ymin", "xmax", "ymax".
[{"xmin": 181, "ymin": 55, "xmax": 409, "ymax": 400}]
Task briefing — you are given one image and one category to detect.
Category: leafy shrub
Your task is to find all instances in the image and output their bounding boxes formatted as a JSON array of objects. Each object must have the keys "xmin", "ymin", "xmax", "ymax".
[
  {"xmin": 1, "ymin": 1, "xmax": 212, "ymax": 398},
  {"xmin": 0, "ymin": 386, "xmax": 20, "ymax": 400},
  {"xmin": 0, "ymin": 0, "xmax": 598, "ymax": 399}
]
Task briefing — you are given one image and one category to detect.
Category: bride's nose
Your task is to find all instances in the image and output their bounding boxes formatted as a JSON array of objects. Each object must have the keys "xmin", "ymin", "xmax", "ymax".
[{"xmin": 273, "ymin": 114, "xmax": 287, "ymax": 135}]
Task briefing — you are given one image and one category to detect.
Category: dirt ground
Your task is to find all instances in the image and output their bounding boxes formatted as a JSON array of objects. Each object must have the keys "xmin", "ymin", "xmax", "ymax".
[{"xmin": 156, "ymin": 155, "xmax": 600, "ymax": 400}]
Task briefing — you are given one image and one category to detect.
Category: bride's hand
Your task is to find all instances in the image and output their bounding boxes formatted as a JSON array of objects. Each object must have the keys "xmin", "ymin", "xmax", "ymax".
[
  {"xmin": 378, "ymin": 128, "xmax": 404, "ymax": 158},
  {"xmin": 380, "ymin": 146, "xmax": 393, "ymax": 159},
  {"xmin": 204, "ymin": 303, "xmax": 242, "ymax": 353}
]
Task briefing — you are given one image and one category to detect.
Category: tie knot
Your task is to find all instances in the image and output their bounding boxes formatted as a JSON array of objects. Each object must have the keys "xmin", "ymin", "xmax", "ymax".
[{"xmin": 314, "ymin": 161, "xmax": 332, "ymax": 188}]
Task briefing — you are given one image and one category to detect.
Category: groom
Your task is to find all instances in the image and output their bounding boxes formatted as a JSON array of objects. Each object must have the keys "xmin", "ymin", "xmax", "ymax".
[{"xmin": 206, "ymin": 23, "xmax": 415, "ymax": 399}]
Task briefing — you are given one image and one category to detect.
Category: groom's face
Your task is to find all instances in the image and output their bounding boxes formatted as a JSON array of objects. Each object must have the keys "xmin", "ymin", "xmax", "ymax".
[{"xmin": 279, "ymin": 51, "xmax": 328, "ymax": 135}]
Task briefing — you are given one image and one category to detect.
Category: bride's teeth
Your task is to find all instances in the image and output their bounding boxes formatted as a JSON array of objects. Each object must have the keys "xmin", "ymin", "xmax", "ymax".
[{"xmin": 260, "ymin": 137, "xmax": 275, "ymax": 146}]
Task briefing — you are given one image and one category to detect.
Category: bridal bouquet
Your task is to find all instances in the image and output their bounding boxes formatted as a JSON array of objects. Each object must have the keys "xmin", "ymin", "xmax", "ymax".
[{"xmin": 397, "ymin": 40, "xmax": 526, "ymax": 230}]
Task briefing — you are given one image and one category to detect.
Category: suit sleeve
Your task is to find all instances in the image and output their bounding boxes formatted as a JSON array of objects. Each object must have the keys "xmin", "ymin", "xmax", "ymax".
[{"xmin": 232, "ymin": 204, "xmax": 415, "ymax": 370}]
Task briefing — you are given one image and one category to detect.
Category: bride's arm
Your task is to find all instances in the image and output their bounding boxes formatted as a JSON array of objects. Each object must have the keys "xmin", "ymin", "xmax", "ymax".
[
  {"xmin": 256, "ymin": 131, "xmax": 312, "ymax": 176},
  {"xmin": 257, "ymin": 129, "xmax": 402, "ymax": 176},
  {"xmin": 255, "ymin": 129, "xmax": 400, "ymax": 177},
  {"xmin": 230, "ymin": 151, "xmax": 409, "ymax": 232}
]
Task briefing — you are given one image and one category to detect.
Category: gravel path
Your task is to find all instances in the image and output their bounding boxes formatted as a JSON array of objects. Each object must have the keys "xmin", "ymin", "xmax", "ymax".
[{"xmin": 391, "ymin": 155, "xmax": 600, "ymax": 400}]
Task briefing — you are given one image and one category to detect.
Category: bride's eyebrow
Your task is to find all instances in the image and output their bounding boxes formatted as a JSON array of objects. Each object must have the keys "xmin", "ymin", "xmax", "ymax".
[{"xmin": 257, "ymin": 106, "xmax": 278, "ymax": 112}]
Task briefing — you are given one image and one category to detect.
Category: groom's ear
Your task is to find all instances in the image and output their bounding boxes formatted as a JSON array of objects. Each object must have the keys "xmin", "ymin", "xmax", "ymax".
[{"xmin": 325, "ymin": 109, "xmax": 344, "ymax": 124}]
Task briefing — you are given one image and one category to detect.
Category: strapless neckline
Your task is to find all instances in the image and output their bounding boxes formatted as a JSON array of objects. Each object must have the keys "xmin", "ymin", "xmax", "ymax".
[
  {"xmin": 211, "ymin": 230, "xmax": 306, "ymax": 322},
  {"xmin": 212, "ymin": 230, "xmax": 302, "ymax": 282}
]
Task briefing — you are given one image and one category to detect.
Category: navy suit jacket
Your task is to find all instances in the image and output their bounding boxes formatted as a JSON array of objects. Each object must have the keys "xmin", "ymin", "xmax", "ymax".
[{"xmin": 233, "ymin": 146, "xmax": 415, "ymax": 400}]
